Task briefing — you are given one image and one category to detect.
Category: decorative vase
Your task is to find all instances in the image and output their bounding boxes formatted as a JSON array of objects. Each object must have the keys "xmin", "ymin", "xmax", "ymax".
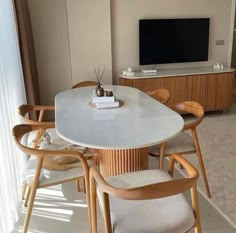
[{"xmin": 96, "ymin": 83, "xmax": 104, "ymax": 96}]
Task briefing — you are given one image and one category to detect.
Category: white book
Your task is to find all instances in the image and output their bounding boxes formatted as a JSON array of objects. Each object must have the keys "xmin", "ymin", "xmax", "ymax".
[
  {"xmin": 92, "ymin": 90, "xmax": 115, "ymax": 103},
  {"xmin": 95, "ymin": 101, "xmax": 119, "ymax": 109}
]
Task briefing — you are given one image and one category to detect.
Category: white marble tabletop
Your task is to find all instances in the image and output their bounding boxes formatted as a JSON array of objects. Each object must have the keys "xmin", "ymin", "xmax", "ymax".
[{"xmin": 55, "ymin": 85, "xmax": 184, "ymax": 149}]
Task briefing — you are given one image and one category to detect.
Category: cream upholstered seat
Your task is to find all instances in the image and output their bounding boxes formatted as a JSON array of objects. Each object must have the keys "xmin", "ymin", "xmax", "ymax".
[
  {"xmin": 149, "ymin": 132, "xmax": 195, "ymax": 155},
  {"xmin": 97, "ymin": 170, "xmax": 194, "ymax": 233},
  {"xmin": 23, "ymin": 156, "xmax": 92, "ymax": 188},
  {"xmin": 24, "ymin": 156, "xmax": 85, "ymax": 186},
  {"xmin": 12, "ymin": 124, "xmax": 91, "ymax": 233},
  {"xmin": 90, "ymin": 154, "xmax": 201, "ymax": 233},
  {"xmin": 23, "ymin": 140, "xmax": 90, "ymax": 187},
  {"xmin": 149, "ymin": 101, "xmax": 211, "ymax": 198}
]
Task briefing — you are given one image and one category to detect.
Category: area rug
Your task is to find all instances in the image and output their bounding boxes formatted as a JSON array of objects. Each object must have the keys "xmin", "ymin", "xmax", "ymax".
[{"xmin": 181, "ymin": 107, "xmax": 236, "ymax": 228}]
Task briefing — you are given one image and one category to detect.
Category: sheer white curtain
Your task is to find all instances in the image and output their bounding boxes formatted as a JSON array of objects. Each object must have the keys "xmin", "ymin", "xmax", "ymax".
[{"xmin": 0, "ymin": 0, "xmax": 27, "ymax": 232}]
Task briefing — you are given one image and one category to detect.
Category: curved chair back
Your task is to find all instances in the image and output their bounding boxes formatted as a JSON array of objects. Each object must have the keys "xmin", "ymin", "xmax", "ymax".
[
  {"xmin": 146, "ymin": 89, "xmax": 170, "ymax": 104},
  {"xmin": 90, "ymin": 153, "xmax": 198, "ymax": 200},
  {"xmin": 18, "ymin": 104, "xmax": 55, "ymax": 125},
  {"xmin": 171, "ymin": 101, "xmax": 204, "ymax": 130},
  {"xmin": 72, "ymin": 81, "xmax": 97, "ymax": 89}
]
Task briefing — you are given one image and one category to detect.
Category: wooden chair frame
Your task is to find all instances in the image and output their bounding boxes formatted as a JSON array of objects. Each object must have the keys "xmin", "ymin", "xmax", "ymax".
[
  {"xmin": 18, "ymin": 104, "xmax": 87, "ymax": 204},
  {"xmin": 12, "ymin": 124, "xmax": 91, "ymax": 233},
  {"xmin": 18, "ymin": 104, "xmax": 55, "ymax": 125},
  {"xmin": 146, "ymin": 88, "xmax": 170, "ymax": 104},
  {"xmin": 90, "ymin": 153, "xmax": 201, "ymax": 233},
  {"xmin": 18, "ymin": 104, "xmax": 56, "ymax": 203},
  {"xmin": 149, "ymin": 101, "xmax": 211, "ymax": 198}
]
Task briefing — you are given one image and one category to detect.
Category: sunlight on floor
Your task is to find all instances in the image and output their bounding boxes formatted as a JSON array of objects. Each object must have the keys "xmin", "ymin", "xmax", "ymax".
[{"xmin": 13, "ymin": 182, "xmax": 92, "ymax": 233}]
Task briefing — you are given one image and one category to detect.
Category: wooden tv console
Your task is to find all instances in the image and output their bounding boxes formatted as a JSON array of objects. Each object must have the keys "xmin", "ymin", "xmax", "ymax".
[{"xmin": 119, "ymin": 67, "xmax": 235, "ymax": 111}]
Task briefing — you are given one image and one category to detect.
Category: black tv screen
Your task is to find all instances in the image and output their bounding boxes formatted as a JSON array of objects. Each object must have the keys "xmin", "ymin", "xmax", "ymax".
[{"xmin": 139, "ymin": 18, "xmax": 210, "ymax": 65}]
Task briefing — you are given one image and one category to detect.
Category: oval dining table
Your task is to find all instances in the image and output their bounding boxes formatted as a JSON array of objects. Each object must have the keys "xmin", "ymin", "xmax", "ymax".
[{"xmin": 55, "ymin": 85, "xmax": 184, "ymax": 177}]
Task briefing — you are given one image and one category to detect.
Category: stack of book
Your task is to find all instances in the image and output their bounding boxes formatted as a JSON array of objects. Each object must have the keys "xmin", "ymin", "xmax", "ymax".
[{"xmin": 92, "ymin": 91, "xmax": 119, "ymax": 109}]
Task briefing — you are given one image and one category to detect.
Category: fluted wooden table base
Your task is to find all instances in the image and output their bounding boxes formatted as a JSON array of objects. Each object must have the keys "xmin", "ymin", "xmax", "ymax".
[{"xmin": 97, "ymin": 148, "xmax": 148, "ymax": 177}]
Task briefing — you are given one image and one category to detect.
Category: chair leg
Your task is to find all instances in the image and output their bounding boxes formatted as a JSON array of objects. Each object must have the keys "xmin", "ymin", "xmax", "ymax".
[
  {"xmin": 90, "ymin": 175, "xmax": 97, "ymax": 233},
  {"xmin": 76, "ymin": 177, "xmax": 86, "ymax": 193},
  {"xmin": 24, "ymin": 186, "xmax": 31, "ymax": 207},
  {"xmin": 76, "ymin": 179, "xmax": 81, "ymax": 192},
  {"xmin": 159, "ymin": 142, "xmax": 166, "ymax": 169},
  {"xmin": 23, "ymin": 185, "xmax": 37, "ymax": 233},
  {"xmin": 82, "ymin": 177, "xmax": 86, "ymax": 193},
  {"xmin": 103, "ymin": 193, "xmax": 112, "ymax": 233},
  {"xmin": 22, "ymin": 181, "xmax": 27, "ymax": 200},
  {"xmin": 23, "ymin": 158, "xmax": 43, "ymax": 233},
  {"xmin": 191, "ymin": 185, "xmax": 201, "ymax": 233},
  {"xmin": 192, "ymin": 129, "xmax": 211, "ymax": 198}
]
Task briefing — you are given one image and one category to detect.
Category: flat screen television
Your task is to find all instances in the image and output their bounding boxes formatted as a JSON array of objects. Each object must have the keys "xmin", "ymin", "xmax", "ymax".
[{"xmin": 139, "ymin": 18, "xmax": 210, "ymax": 65}]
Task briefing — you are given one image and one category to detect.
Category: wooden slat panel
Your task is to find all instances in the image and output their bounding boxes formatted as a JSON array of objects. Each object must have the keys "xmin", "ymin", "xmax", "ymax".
[
  {"xmin": 119, "ymin": 71, "xmax": 235, "ymax": 111},
  {"xmin": 190, "ymin": 74, "xmax": 207, "ymax": 108},
  {"xmin": 99, "ymin": 148, "xmax": 148, "ymax": 177}
]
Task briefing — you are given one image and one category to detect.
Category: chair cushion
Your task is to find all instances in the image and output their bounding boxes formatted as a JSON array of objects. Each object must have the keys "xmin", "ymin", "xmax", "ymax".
[
  {"xmin": 23, "ymin": 141, "xmax": 90, "ymax": 187},
  {"xmin": 97, "ymin": 170, "xmax": 194, "ymax": 233},
  {"xmin": 23, "ymin": 156, "xmax": 86, "ymax": 186},
  {"xmin": 149, "ymin": 132, "xmax": 195, "ymax": 155}
]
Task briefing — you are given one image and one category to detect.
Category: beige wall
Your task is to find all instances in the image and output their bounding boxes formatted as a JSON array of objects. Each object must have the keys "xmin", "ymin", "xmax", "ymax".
[
  {"xmin": 28, "ymin": 0, "xmax": 235, "ymax": 103},
  {"xmin": 28, "ymin": 0, "xmax": 112, "ymax": 105},
  {"xmin": 28, "ymin": 0, "xmax": 71, "ymax": 105},
  {"xmin": 111, "ymin": 0, "xmax": 235, "ymax": 83},
  {"xmin": 67, "ymin": 0, "xmax": 112, "ymax": 86}
]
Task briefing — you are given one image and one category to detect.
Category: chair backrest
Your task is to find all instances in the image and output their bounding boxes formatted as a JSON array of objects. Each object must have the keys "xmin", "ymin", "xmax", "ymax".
[
  {"xmin": 146, "ymin": 89, "xmax": 170, "ymax": 104},
  {"xmin": 72, "ymin": 81, "xmax": 97, "ymax": 89},
  {"xmin": 90, "ymin": 153, "xmax": 198, "ymax": 200},
  {"xmin": 18, "ymin": 104, "xmax": 55, "ymax": 125},
  {"xmin": 171, "ymin": 101, "xmax": 204, "ymax": 130}
]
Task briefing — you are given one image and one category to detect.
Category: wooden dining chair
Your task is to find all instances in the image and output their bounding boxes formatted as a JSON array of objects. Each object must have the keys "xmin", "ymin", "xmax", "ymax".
[
  {"xmin": 90, "ymin": 153, "xmax": 201, "ymax": 233},
  {"xmin": 149, "ymin": 101, "xmax": 211, "ymax": 198},
  {"xmin": 72, "ymin": 81, "xmax": 98, "ymax": 89},
  {"xmin": 12, "ymin": 124, "xmax": 91, "ymax": 233},
  {"xmin": 18, "ymin": 104, "xmax": 88, "ymax": 202},
  {"xmin": 146, "ymin": 88, "xmax": 170, "ymax": 104}
]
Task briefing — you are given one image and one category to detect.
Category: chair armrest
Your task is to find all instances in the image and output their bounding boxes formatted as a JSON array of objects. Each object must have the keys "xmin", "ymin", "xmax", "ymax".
[
  {"xmin": 18, "ymin": 104, "xmax": 55, "ymax": 123},
  {"xmin": 168, "ymin": 153, "xmax": 199, "ymax": 179}
]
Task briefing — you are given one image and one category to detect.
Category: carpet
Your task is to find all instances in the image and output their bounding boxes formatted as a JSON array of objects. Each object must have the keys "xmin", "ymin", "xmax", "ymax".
[{"xmin": 181, "ymin": 106, "xmax": 236, "ymax": 228}]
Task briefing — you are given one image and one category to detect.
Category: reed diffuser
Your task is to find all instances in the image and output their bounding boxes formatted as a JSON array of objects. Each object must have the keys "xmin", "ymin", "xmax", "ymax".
[{"xmin": 94, "ymin": 67, "xmax": 105, "ymax": 96}]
